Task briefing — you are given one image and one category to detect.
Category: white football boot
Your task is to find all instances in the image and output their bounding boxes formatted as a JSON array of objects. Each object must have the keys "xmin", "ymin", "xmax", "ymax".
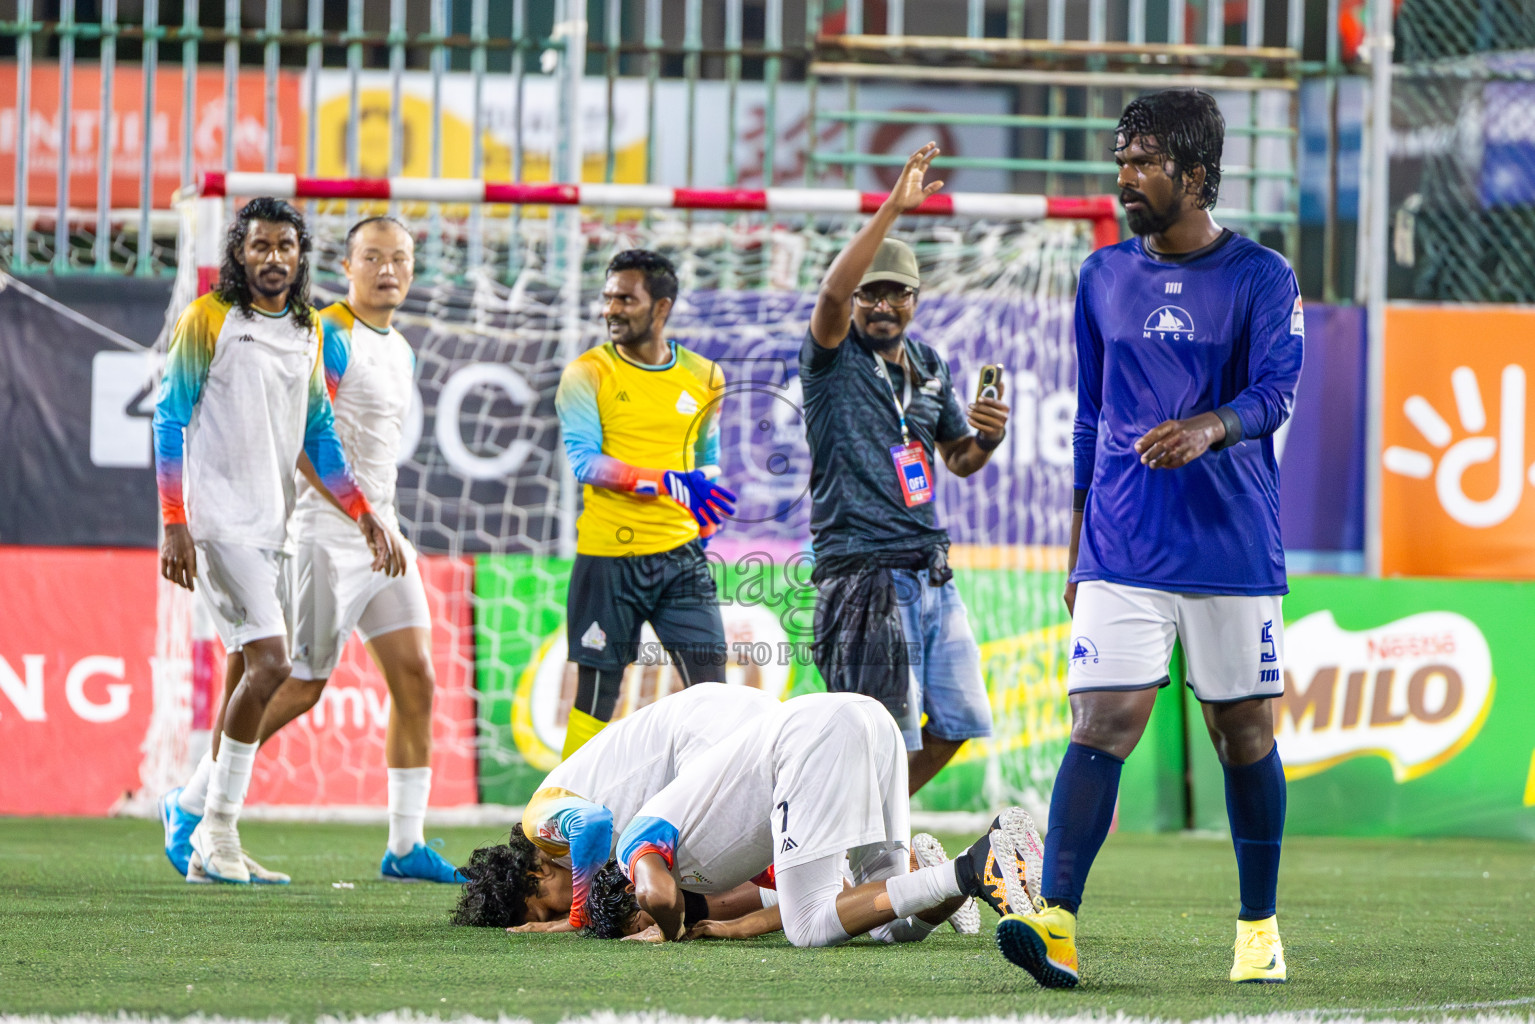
[
  {"xmin": 187, "ymin": 848, "xmax": 289, "ymax": 885},
  {"xmin": 911, "ymin": 832, "xmax": 980, "ymax": 934},
  {"xmin": 190, "ymin": 813, "xmax": 251, "ymax": 885}
]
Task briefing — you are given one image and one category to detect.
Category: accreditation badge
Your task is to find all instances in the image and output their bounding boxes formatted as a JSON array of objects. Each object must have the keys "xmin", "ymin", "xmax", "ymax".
[{"xmin": 890, "ymin": 441, "xmax": 934, "ymax": 507}]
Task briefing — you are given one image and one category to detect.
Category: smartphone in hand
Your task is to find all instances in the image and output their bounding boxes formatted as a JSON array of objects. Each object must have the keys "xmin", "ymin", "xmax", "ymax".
[{"xmin": 976, "ymin": 364, "xmax": 1004, "ymax": 402}]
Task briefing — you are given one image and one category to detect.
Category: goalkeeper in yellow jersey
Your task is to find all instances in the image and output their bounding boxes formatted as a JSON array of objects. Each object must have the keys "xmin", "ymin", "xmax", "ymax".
[{"xmin": 553, "ymin": 250, "xmax": 735, "ymax": 757}]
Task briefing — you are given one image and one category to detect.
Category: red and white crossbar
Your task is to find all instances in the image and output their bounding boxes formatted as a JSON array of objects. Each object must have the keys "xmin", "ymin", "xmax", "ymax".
[{"xmin": 198, "ymin": 172, "xmax": 1120, "ymax": 247}]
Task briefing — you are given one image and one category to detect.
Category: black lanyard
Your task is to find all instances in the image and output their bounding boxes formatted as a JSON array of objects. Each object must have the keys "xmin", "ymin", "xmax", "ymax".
[{"xmin": 870, "ymin": 345, "xmax": 915, "ymax": 446}]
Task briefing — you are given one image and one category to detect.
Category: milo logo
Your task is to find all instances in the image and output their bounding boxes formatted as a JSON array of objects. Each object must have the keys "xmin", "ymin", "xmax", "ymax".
[{"xmin": 1277, "ymin": 610, "xmax": 1494, "ymax": 782}]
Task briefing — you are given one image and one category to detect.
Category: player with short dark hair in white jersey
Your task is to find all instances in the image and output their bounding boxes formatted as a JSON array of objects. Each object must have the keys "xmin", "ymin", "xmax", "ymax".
[
  {"xmin": 159, "ymin": 216, "xmax": 456, "ymax": 883},
  {"xmin": 154, "ymin": 199, "xmax": 401, "ymax": 885},
  {"xmin": 615, "ymin": 692, "xmax": 1043, "ymax": 947},
  {"xmin": 450, "ymin": 683, "xmax": 782, "ymax": 932}
]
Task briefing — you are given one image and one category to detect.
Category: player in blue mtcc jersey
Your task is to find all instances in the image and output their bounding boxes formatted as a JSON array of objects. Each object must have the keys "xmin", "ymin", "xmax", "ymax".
[{"xmin": 996, "ymin": 91, "xmax": 1303, "ymax": 989}]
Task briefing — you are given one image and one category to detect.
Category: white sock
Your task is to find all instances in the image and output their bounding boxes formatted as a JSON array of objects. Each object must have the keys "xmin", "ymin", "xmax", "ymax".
[
  {"xmin": 758, "ymin": 886, "xmax": 780, "ymax": 909},
  {"xmin": 178, "ymin": 750, "xmax": 215, "ymax": 816},
  {"xmin": 885, "ymin": 861, "xmax": 964, "ymax": 920},
  {"xmin": 205, "ymin": 734, "xmax": 257, "ymax": 820},
  {"xmin": 387, "ymin": 766, "xmax": 432, "ymax": 857}
]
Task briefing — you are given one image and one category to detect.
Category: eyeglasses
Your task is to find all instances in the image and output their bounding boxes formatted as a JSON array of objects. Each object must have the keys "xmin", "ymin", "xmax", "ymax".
[
  {"xmin": 359, "ymin": 253, "xmax": 414, "ymax": 270},
  {"xmin": 853, "ymin": 288, "xmax": 917, "ymax": 310}
]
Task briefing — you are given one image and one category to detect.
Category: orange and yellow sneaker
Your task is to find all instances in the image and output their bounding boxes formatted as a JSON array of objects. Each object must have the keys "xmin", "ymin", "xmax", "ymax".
[
  {"xmin": 996, "ymin": 905, "xmax": 1080, "ymax": 989},
  {"xmin": 1230, "ymin": 916, "xmax": 1286, "ymax": 983}
]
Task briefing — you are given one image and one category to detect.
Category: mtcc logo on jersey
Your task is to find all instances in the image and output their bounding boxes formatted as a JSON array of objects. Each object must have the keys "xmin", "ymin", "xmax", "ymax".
[
  {"xmin": 1383, "ymin": 364, "xmax": 1528, "ymax": 528},
  {"xmin": 1143, "ymin": 305, "xmax": 1196, "ymax": 342}
]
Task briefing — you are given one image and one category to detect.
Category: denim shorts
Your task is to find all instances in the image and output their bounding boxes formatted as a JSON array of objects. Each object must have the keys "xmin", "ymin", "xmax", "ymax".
[{"xmin": 889, "ymin": 570, "xmax": 994, "ymax": 750}]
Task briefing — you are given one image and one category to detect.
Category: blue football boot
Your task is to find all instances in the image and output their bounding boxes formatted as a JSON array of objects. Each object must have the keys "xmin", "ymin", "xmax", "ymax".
[
  {"xmin": 380, "ymin": 840, "xmax": 467, "ymax": 883},
  {"xmin": 159, "ymin": 787, "xmax": 201, "ymax": 877}
]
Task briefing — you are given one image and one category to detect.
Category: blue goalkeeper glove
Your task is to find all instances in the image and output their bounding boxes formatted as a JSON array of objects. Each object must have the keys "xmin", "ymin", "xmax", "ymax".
[{"xmin": 663, "ymin": 469, "xmax": 736, "ymax": 529}]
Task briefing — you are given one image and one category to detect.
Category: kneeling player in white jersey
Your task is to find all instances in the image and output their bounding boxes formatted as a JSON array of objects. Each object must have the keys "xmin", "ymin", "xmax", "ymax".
[
  {"xmin": 161, "ymin": 216, "xmax": 454, "ymax": 882},
  {"xmin": 154, "ymin": 199, "xmax": 399, "ymax": 885},
  {"xmin": 615, "ymin": 692, "xmax": 1041, "ymax": 947},
  {"xmin": 452, "ymin": 683, "xmax": 780, "ymax": 931}
]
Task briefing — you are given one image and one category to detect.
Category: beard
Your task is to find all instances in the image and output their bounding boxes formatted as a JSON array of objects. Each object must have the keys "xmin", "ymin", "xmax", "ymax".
[
  {"xmin": 856, "ymin": 315, "xmax": 904, "ymax": 354},
  {"xmin": 249, "ymin": 265, "xmax": 291, "ymax": 299},
  {"xmin": 1121, "ymin": 181, "xmax": 1184, "ymax": 237},
  {"xmin": 610, "ymin": 309, "xmax": 655, "ymax": 347}
]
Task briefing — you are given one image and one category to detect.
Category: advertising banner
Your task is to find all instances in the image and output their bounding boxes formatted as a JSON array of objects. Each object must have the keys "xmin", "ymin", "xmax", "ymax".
[
  {"xmin": 309, "ymin": 72, "xmax": 1011, "ymax": 195},
  {"xmin": 472, "ymin": 553, "xmax": 1089, "ymax": 815},
  {"xmin": 0, "ymin": 548, "xmax": 479, "ymax": 814},
  {"xmin": 0, "ymin": 63, "xmax": 302, "ymax": 208},
  {"xmin": 0, "ymin": 548, "xmax": 159, "ymax": 816},
  {"xmin": 1381, "ymin": 304, "xmax": 1535, "ymax": 577},
  {"xmin": 1186, "ymin": 574, "xmax": 1535, "ymax": 839},
  {"xmin": 0, "ymin": 276, "xmax": 168, "ymax": 547}
]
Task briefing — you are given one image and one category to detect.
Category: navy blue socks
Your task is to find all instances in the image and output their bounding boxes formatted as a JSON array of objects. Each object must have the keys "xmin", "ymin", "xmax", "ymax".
[
  {"xmin": 1222, "ymin": 743, "xmax": 1287, "ymax": 921},
  {"xmin": 1040, "ymin": 742, "xmax": 1125, "ymax": 914}
]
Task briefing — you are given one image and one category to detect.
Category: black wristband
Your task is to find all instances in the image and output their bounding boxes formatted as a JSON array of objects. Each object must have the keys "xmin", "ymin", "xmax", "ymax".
[
  {"xmin": 1211, "ymin": 406, "xmax": 1245, "ymax": 450},
  {"xmin": 1072, "ymin": 488, "xmax": 1088, "ymax": 513},
  {"xmin": 975, "ymin": 428, "xmax": 1005, "ymax": 452},
  {"xmin": 683, "ymin": 890, "xmax": 710, "ymax": 927}
]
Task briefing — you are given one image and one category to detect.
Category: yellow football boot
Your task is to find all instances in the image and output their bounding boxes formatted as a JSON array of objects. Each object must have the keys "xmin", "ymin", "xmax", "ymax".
[
  {"xmin": 995, "ymin": 905, "xmax": 1080, "ymax": 989},
  {"xmin": 1230, "ymin": 916, "xmax": 1287, "ymax": 983}
]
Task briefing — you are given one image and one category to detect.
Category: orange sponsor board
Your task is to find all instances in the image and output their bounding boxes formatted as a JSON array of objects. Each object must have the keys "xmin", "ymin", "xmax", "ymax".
[
  {"xmin": 1381, "ymin": 305, "xmax": 1535, "ymax": 577},
  {"xmin": 0, "ymin": 62, "xmax": 301, "ymax": 209}
]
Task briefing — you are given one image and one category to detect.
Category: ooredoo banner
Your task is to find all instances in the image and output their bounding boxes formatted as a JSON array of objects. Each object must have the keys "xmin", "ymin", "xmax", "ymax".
[{"xmin": 1381, "ymin": 304, "xmax": 1535, "ymax": 576}]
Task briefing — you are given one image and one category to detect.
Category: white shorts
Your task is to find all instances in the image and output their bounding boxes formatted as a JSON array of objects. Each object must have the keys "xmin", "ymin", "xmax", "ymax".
[
  {"xmin": 771, "ymin": 696, "xmax": 911, "ymax": 872},
  {"xmin": 1067, "ymin": 580, "xmax": 1285, "ymax": 703},
  {"xmin": 195, "ymin": 541, "xmax": 291, "ymax": 652},
  {"xmin": 289, "ymin": 525, "xmax": 432, "ymax": 681}
]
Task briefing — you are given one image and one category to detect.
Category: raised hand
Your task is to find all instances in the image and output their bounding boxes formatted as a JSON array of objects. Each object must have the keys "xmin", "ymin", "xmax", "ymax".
[{"xmin": 886, "ymin": 142, "xmax": 946, "ymax": 214}]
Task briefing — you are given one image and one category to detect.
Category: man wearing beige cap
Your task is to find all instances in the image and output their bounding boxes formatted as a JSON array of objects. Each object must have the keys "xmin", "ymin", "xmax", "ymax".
[{"xmin": 801, "ymin": 142, "xmax": 1010, "ymax": 798}]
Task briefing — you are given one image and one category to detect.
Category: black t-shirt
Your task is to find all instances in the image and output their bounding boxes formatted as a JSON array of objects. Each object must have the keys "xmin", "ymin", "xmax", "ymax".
[{"xmin": 800, "ymin": 327, "xmax": 972, "ymax": 568}]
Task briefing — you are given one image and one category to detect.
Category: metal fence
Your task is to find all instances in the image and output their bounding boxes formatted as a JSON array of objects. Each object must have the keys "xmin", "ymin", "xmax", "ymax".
[
  {"xmin": 1388, "ymin": 0, "xmax": 1535, "ymax": 303},
  {"xmin": 0, "ymin": 0, "xmax": 1326, "ymax": 282}
]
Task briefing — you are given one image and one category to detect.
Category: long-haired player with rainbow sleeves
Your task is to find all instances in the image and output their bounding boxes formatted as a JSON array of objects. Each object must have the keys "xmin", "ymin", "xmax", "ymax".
[
  {"xmin": 552, "ymin": 249, "xmax": 736, "ymax": 758},
  {"xmin": 152, "ymin": 197, "xmax": 401, "ymax": 885}
]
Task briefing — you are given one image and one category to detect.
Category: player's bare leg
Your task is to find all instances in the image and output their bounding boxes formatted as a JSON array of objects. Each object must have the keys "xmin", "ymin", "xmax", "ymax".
[
  {"xmin": 369, "ymin": 625, "xmax": 459, "ymax": 881},
  {"xmin": 907, "ymin": 730, "xmax": 965, "ymax": 794},
  {"xmin": 188, "ymin": 635, "xmax": 291, "ymax": 883}
]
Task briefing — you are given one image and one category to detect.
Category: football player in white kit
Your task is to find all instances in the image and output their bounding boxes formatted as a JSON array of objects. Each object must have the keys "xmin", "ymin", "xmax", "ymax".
[
  {"xmin": 154, "ymin": 198, "xmax": 400, "ymax": 885},
  {"xmin": 452, "ymin": 683, "xmax": 781, "ymax": 930},
  {"xmin": 160, "ymin": 216, "xmax": 460, "ymax": 883},
  {"xmin": 615, "ymin": 691, "xmax": 1042, "ymax": 947}
]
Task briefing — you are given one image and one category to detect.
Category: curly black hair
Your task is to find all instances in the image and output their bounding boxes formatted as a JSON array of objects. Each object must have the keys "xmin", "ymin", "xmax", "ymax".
[
  {"xmin": 606, "ymin": 249, "xmax": 679, "ymax": 306},
  {"xmin": 581, "ymin": 860, "xmax": 641, "ymax": 939},
  {"xmin": 217, "ymin": 196, "xmax": 315, "ymax": 330},
  {"xmin": 450, "ymin": 825, "xmax": 546, "ymax": 928},
  {"xmin": 1115, "ymin": 90, "xmax": 1225, "ymax": 210}
]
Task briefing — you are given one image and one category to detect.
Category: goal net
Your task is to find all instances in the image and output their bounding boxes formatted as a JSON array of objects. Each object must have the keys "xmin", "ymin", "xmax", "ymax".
[{"xmin": 140, "ymin": 175, "xmax": 1115, "ymax": 821}]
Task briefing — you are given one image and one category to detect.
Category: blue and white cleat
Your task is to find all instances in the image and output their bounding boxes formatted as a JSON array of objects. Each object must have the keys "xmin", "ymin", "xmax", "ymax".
[
  {"xmin": 159, "ymin": 787, "xmax": 201, "ymax": 877},
  {"xmin": 380, "ymin": 841, "xmax": 467, "ymax": 883}
]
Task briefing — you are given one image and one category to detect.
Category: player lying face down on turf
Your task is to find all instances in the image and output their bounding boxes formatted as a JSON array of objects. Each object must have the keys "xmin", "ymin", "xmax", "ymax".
[
  {"xmin": 613, "ymin": 691, "xmax": 1043, "ymax": 946},
  {"xmin": 152, "ymin": 198, "xmax": 400, "ymax": 885},
  {"xmin": 552, "ymin": 249, "xmax": 738, "ymax": 762},
  {"xmin": 799, "ymin": 142, "xmax": 1010, "ymax": 799},
  {"xmin": 995, "ymin": 90, "xmax": 1303, "ymax": 989},
  {"xmin": 450, "ymin": 683, "xmax": 779, "ymax": 930}
]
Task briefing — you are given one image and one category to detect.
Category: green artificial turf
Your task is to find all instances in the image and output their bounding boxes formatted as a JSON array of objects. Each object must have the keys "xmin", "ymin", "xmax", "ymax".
[{"xmin": 1, "ymin": 818, "xmax": 1532, "ymax": 1021}]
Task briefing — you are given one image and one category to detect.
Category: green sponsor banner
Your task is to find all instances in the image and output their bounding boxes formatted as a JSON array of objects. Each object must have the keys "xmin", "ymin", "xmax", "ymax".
[
  {"xmin": 473, "ymin": 555, "xmax": 1155, "ymax": 815},
  {"xmin": 1186, "ymin": 575, "xmax": 1535, "ymax": 839}
]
